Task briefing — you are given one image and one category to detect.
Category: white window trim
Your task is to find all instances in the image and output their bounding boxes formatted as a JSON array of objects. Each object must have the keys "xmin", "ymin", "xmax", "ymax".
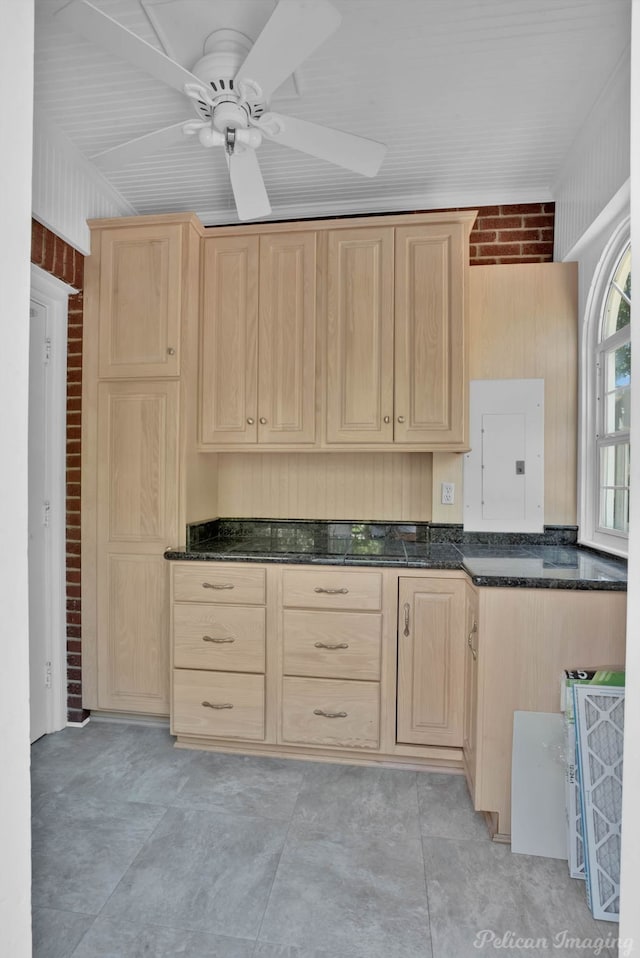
[{"xmin": 579, "ymin": 217, "xmax": 631, "ymax": 557}]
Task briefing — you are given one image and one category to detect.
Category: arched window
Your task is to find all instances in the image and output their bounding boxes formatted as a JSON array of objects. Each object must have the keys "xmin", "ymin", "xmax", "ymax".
[{"xmin": 581, "ymin": 229, "xmax": 631, "ymax": 555}]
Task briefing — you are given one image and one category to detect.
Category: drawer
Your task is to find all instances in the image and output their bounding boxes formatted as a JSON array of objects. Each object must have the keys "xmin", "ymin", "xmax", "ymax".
[
  {"xmin": 173, "ymin": 669, "xmax": 264, "ymax": 740},
  {"xmin": 173, "ymin": 564, "xmax": 265, "ymax": 605},
  {"xmin": 173, "ymin": 604, "xmax": 265, "ymax": 673},
  {"xmin": 282, "ymin": 570, "xmax": 382, "ymax": 611},
  {"xmin": 283, "ymin": 610, "xmax": 381, "ymax": 680},
  {"xmin": 281, "ymin": 676, "xmax": 379, "ymax": 749}
]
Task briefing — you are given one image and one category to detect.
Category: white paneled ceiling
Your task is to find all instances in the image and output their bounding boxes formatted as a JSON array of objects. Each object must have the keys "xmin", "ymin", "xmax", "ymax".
[{"xmin": 34, "ymin": 0, "xmax": 631, "ymax": 225}]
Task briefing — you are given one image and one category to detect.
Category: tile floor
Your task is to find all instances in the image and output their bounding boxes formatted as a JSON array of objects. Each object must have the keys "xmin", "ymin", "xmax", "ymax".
[{"xmin": 31, "ymin": 722, "xmax": 619, "ymax": 958}]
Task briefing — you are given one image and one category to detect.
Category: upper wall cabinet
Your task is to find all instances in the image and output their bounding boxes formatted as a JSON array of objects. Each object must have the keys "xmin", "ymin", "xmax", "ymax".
[
  {"xmin": 199, "ymin": 231, "xmax": 317, "ymax": 448},
  {"xmin": 97, "ymin": 222, "xmax": 185, "ymax": 378},
  {"xmin": 326, "ymin": 214, "xmax": 474, "ymax": 450}
]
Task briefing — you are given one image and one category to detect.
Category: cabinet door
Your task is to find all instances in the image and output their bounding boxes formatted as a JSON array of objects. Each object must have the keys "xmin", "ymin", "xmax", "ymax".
[
  {"xmin": 95, "ymin": 380, "xmax": 179, "ymax": 713},
  {"xmin": 326, "ymin": 228, "xmax": 394, "ymax": 443},
  {"xmin": 259, "ymin": 232, "xmax": 317, "ymax": 444},
  {"xmin": 397, "ymin": 577, "xmax": 465, "ymax": 747},
  {"xmin": 98, "ymin": 224, "xmax": 182, "ymax": 378},
  {"xmin": 462, "ymin": 585, "xmax": 479, "ymax": 796},
  {"xmin": 200, "ymin": 235, "xmax": 259, "ymax": 445},
  {"xmin": 394, "ymin": 223, "xmax": 467, "ymax": 445}
]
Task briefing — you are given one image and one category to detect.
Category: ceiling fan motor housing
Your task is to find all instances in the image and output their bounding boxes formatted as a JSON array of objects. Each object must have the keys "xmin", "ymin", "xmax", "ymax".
[{"xmin": 190, "ymin": 29, "xmax": 267, "ymax": 124}]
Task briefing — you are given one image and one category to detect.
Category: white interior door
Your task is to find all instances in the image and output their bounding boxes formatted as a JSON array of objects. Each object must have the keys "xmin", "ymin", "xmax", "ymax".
[
  {"xmin": 28, "ymin": 300, "xmax": 51, "ymax": 742},
  {"xmin": 28, "ymin": 265, "xmax": 70, "ymax": 742}
]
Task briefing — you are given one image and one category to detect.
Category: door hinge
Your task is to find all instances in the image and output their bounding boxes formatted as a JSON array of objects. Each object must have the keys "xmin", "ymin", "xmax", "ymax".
[
  {"xmin": 44, "ymin": 661, "xmax": 52, "ymax": 690},
  {"xmin": 43, "ymin": 336, "xmax": 52, "ymax": 365},
  {"xmin": 42, "ymin": 500, "xmax": 51, "ymax": 527}
]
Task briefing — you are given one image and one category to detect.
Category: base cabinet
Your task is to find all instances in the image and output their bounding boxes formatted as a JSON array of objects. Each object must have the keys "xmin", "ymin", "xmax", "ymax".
[
  {"xmin": 396, "ymin": 577, "xmax": 466, "ymax": 748},
  {"xmin": 169, "ymin": 562, "xmax": 470, "ymax": 765},
  {"xmin": 462, "ymin": 582, "xmax": 479, "ymax": 795}
]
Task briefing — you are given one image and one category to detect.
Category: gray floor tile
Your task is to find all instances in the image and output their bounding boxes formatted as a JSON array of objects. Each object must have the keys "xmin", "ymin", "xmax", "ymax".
[
  {"xmin": 416, "ymin": 772, "xmax": 488, "ymax": 841},
  {"xmin": 71, "ymin": 916, "xmax": 255, "ymax": 958},
  {"xmin": 254, "ymin": 945, "xmax": 354, "ymax": 958},
  {"xmin": 32, "ymin": 907, "xmax": 94, "ymax": 958},
  {"xmin": 292, "ymin": 763, "xmax": 421, "ymax": 846},
  {"xmin": 60, "ymin": 725, "xmax": 197, "ymax": 805},
  {"xmin": 30, "ymin": 723, "xmax": 130, "ymax": 798},
  {"xmin": 31, "ymin": 794, "xmax": 167, "ymax": 914},
  {"xmin": 423, "ymin": 836, "xmax": 618, "ymax": 958},
  {"xmin": 258, "ymin": 823, "xmax": 432, "ymax": 958},
  {"xmin": 102, "ymin": 806, "xmax": 288, "ymax": 939},
  {"xmin": 173, "ymin": 751, "xmax": 305, "ymax": 821}
]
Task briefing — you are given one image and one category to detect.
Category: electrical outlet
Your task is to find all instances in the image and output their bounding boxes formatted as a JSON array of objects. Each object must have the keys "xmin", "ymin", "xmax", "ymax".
[{"xmin": 441, "ymin": 482, "xmax": 455, "ymax": 505}]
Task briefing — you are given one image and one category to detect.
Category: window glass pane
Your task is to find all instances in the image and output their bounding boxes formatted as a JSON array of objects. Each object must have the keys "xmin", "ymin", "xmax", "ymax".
[
  {"xmin": 602, "ymin": 246, "xmax": 631, "ymax": 339},
  {"xmin": 604, "ymin": 345, "xmax": 631, "ymax": 433},
  {"xmin": 599, "ymin": 444, "xmax": 630, "ymax": 533}
]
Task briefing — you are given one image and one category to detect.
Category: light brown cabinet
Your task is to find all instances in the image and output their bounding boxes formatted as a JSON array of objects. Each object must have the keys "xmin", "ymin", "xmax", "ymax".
[
  {"xmin": 326, "ymin": 214, "xmax": 474, "ymax": 449},
  {"xmin": 97, "ymin": 222, "xmax": 183, "ymax": 378},
  {"xmin": 396, "ymin": 577, "xmax": 466, "ymax": 748},
  {"xmin": 171, "ymin": 562, "xmax": 268, "ymax": 743},
  {"xmin": 199, "ymin": 231, "xmax": 317, "ymax": 448},
  {"xmin": 82, "ymin": 213, "xmax": 203, "ymax": 715},
  {"xmin": 462, "ymin": 581, "xmax": 479, "ymax": 793},
  {"xmin": 94, "ymin": 379, "xmax": 180, "ymax": 712}
]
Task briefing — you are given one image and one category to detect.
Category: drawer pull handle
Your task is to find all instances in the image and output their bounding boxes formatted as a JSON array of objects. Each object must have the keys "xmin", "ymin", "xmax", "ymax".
[
  {"xmin": 202, "ymin": 582, "xmax": 235, "ymax": 590},
  {"xmin": 202, "ymin": 701, "xmax": 233, "ymax": 710},
  {"xmin": 202, "ymin": 635, "xmax": 235, "ymax": 644},
  {"xmin": 314, "ymin": 587, "xmax": 349, "ymax": 595},
  {"xmin": 314, "ymin": 641, "xmax": 349, "ymax": 650},
  {"xmin": 467, "ymin": 634, "xmax": 477, "ymax": 661},
  {"xmin": 403, "ymin": 602, "xmax": 410, "ymax": 637},
  {"xmin": 313, "ymin": 709, "xmax": 347, "ymax": 719}
]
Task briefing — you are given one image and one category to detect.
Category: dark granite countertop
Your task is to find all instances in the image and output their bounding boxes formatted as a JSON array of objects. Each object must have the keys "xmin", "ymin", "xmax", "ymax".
[{"xmin": 164, "ymin": 520, "xmax": 627, "ymax": 591}]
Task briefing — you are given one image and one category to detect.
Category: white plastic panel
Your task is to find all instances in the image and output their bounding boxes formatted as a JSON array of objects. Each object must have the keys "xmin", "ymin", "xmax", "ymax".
[{"xmin": 464, "ymin": 379, "xmax": 544, "ymax": 532}]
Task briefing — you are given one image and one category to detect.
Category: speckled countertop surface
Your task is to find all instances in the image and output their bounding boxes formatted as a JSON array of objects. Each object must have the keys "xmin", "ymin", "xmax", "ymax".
[{"xmin": 164, "ymin": 520, "xmax": 627, "ymax": 591}]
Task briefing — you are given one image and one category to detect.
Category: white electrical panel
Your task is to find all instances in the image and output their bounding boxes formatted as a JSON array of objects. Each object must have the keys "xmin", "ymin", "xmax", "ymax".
[{"xmin": 463, "ymin": 379, "xmax": 544, "ymax": 532}]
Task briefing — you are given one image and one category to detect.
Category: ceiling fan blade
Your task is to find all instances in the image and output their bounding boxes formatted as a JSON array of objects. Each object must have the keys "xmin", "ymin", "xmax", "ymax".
[
  {"xmin": 265, "ymin": 114, "xmax": 387, "ymax": 178},
  {"xmin": 90, "ymin": 122, "xmax": 190, "ymax": 172},
  {"xmin": 226, "ymin": 149, "xmax": 272, "ymax": 222},
  {"xmin": 235, "ymin": 0, "xmax": 342, "ymax": 103},
  {"xmin": 55, "ymin": 0, "xmax": 201, "ymax": 94}
]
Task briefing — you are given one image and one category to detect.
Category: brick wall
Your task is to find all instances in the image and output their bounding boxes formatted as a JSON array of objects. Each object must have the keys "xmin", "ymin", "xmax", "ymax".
[
  {"xmin": 31, "ymin": 220, "xmax": 87, "ymax": 724},
  {"xmin": 467, "ymin": 202, "xmax": 555, "ymax": 265}
]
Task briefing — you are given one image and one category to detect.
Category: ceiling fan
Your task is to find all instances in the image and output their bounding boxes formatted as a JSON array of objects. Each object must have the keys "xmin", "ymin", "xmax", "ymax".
[{"xmin": 55, "ymin": 0, "xmax": 387, "ymax": 220}]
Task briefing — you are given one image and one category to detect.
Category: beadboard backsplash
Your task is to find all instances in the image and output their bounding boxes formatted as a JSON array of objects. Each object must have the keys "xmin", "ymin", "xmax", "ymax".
[{"xmin": 217, "ymin": 452, "xmax": 433, "ymax": 522}]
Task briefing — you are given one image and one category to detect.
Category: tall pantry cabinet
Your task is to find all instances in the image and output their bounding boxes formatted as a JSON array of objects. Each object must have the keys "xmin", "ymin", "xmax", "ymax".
[{"xmin": 82, "ymin": 214, "xmax": 204, "ymax": 714}]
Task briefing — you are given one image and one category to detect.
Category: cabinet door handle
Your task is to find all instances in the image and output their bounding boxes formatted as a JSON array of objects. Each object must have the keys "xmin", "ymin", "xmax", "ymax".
[
  {"xmin": 201, "ymin": 701, "xmax": 233, "ymax": 710},
  {"xmin": 202, "ymin": 582, "xmax": 235, "ymax": 590},
  {"xmin": 467, "ymin": 633, "xmax": 478, "ymax": 660},
  {"xmin": 167, "ymin": 346, "xmax": 176, "ymax": 356},
  {"xmin": 202, "ymin": 635, "xmax": 235, "ymax": 644},
  {"xmin": 314, "ymin": 641, "xmax": 349, "ymax": 650},
  {"xmin": 403, "ymin": 602, "xmax": 410, "ymax": 637},
  {"xmin": 314, "ymin": 587, "xmax": 348, "ymax": 595},
  {"xmin": 313, "ymin": 709, "xmax": 347, "ymax": 719},
  {"xmin": 259, "ymin": 417, "xmax": 268, "ymax": 424},
  {"xmin": 397, "ymin": 416, "xmax": 405, "ymax": 424},
  {"xmin": 383, "ymin": 415, "xmax": 391, "ymax": 424}
]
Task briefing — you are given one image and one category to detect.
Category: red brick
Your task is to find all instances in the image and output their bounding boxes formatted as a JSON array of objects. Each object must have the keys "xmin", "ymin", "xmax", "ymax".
[
  {"xmin": 497, "ymin": 229, "xmax": 541, "ymax": 243},
  {"xmin": 498, "ymin": 256, "xmax": 549, "ymax": 264},
  {"xmin": 67, "ymin": 584, "xmax": 81, "ymax": 600},
  {"xmin": 521, "ymin": 214, "xmax": 555, "ymax": 229},
  {"xmin": 67, "ymin": 543, "xmax": 82, "ymax": 558},
  {"xmin": 43, "ymin": 231, "xmax": 55, "ymax": 272},
  {"xmin": 501, "ymin": 203, "xmax": 544, "ymax": 215},
  {"xmin": 67, "ymin": 597, "xmax": 81, "ymax": 612},
  {"xmin": 66, "ymin": 452, "xmax": 81, "ymax": 468},
  {"xmin": 67, "ymin": 412, "xmax": 82, "ymax": 427},
  {"xmin": 67, "ymin": 352, "xmax": 83, "ymax": 369},
  {"xmin": 67, "ymin": 483, "xmax": 81, "ymax": 499},
  {"xmin": 67, "ymin": 654, "xmax": 82, "ymax": 669},
  {"xmin": 52, "ymin": 235, "xmax": 66, "ymax": 280},
  {"xmin": 31, "ymin": 220, "xmax": 45, "ymax": 266},
  {"xmin": 67, "ymin": 695, "xmax": 83, "ymax": 710},
  {"xmin": 66, "ymin": 471, "xmax": 81, "ymax": 487},
  {"xmin": 67, "ymin": 626, "xmax": 82, "ymax": 641},
  {"xmin": 541, "ymin": 228, "xmax": 554, "ymax": 243},
  {"xmin": 67, "ymin": 613, "xmax": 81, "ymax": 627},
  {"xmin": 67, "ymin": 640, "xmax": 82, "ymax": 654},
  {"xmin": 478, "ymin": 243, "xmax": 521, "ymax": 257},
  {"xmin": 67, "ymin": 368, "xmax": 82, "ymax": 384},
  {"xmin": 67, "ymin": 570, "xmax": 81, "ymax": 585},
  {"xmin": 521, "ymin": 241, "xmax": 554, "ymax": 256},
  {"xmin": 469, "ymin": 230, "xmax": 497, "ymax": 244},
  {"xmin": 67, "ymin": 394, "xmax": 82, "ymax": 410},
  {"xmin": 543, "ymin": 202, "xmax": 556, "ymax": 214},
  {"xmin": 476, "ymin": 216, "xmax": 522, "ymax": 231},
  {"xmin": 68, "ymin": 669, "xmax": 81, "ymax": 683}
]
